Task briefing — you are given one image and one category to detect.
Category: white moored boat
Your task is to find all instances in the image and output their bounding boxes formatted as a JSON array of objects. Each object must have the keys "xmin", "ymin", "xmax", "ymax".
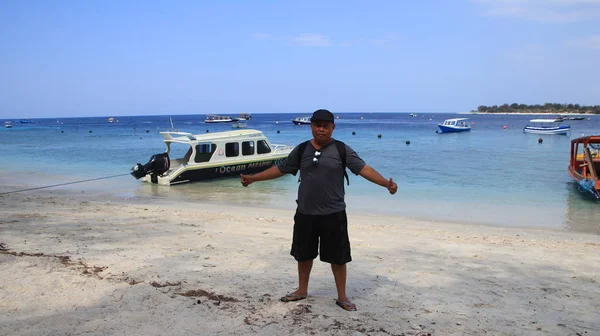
[
  {"xmin": 131, "ymin": 129, "xmax": 294, "ymax": 185},
  {"xmin": 523, "ymin": 119, "xmax": 570, "ymax": 135},
  {"xmin": 291, "ymin": 117, "xmax": 311, "ymax": 125},
  {"xmin": 204, "ymin": 115, "xmax": 233, "ymax": 123}
]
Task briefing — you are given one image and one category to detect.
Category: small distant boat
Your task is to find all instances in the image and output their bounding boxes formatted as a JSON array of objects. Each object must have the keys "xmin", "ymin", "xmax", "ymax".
[
  {"xmin": 17, "ymin": 118, "xmax": 32, "ymax": 124},
  {"xmin": 108, "ymin": 117, "xmax": 114, "ymax": 123},
  {"xmin": 568, "ymin": 135, "xmax": 600, "ymax": 199},
  {"xmin": 232, "ymin": 113, "xmax": 252, "ymax": 121},
  {"xmin": 291, "ymin": 117, "xmax": 311, "ymax": 125},
  {"xmin": 232, "ymin": 122, "xmax": 247, "ymax": 128},
  {"xmin": 4, "ymin": 121, "xmax": 12, "ymax": 128},
  {"xmin": 437, "ymin": 118, "xmax": 471, "ymax": 133},
  {"xmin": 409, "ymin": 113, "xmax": 417, "ymax": 117},
  {"xmin": 205, "ymin": 115, "xmax": 233, "ymax": 123},
  {"xmin": 523, "ymin": 119, "xmax": 570, "ymax": 135}
]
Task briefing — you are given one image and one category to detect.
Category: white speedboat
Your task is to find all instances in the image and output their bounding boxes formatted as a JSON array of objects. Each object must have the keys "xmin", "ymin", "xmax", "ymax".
[
  {"xmin": 523, "ymin": 119, "xmax": 570, "ymax": 135},
  {"xmin": 437, "ymin": 118, "xmax": 471, "ymax": 133},
  {"xmin": 4, "ymin": 121, "xmax": 12, "ymax": 128},
  {"xmin": 131, "ymin": 129, "xmax": 294, "ymax": 185},
  {"xmin": 291, "ymin": 117, "xmax": 311, "ymax": 125}
]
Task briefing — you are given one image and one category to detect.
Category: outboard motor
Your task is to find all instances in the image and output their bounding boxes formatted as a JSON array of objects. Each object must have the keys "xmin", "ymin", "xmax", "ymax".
[{"xmin": 130, "ymin": 153, "xmax": 170, "ymax": 179}]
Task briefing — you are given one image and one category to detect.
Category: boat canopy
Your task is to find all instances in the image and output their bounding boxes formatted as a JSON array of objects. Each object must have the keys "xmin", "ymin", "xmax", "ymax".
[{"xmin": 160, "ymin": 129, "xmax": 264, "ymax": 144}]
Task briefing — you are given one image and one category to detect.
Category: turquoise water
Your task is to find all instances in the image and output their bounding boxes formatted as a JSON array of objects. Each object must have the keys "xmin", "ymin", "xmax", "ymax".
[{"xmin": 2, "ymin": 113, "xmax": 599, "ymax": 234}]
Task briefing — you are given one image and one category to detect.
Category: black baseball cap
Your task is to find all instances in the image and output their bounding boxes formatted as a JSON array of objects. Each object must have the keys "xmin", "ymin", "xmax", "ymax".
[{"xmin": 310, "ymin": 109, "xmax": 335, "ymax": 123}]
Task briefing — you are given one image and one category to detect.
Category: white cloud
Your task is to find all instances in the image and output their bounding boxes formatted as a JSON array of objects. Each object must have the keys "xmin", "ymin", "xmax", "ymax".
[
  {"xmin": 292, "ymin": 34, "xmax": 331, "ymax": 47},
  {"xmin": 251, "ymin": 33, "xmax": 401, "ymax": 48},
  {"xmin": 370, "ymin": 35, "xmax": 402, "ymax": 46},
  {"xmin": 504, "ymin": 44, "xmax": 545, "ymax": 62},
  {"xmin": 568, "ymin": 35, "xmax": 600, "ymax": 49},
  {"xmin": 251, "ymin": 33, "xmax": 272, "ymax": 40},
  {"xmin": 473, "ymin": 0, "xmax": 600, "ymax": 22}
]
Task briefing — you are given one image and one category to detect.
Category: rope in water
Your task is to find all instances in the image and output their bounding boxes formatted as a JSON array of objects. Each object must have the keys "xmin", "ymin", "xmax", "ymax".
[{"xmin": 0, "ymin": 173, "xmax": 130, "ymax": 196}]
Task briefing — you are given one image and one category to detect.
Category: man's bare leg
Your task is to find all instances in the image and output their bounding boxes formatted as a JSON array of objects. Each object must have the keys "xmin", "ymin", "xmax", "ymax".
[{"xmin": 290, "ymin": 260, "xmax": 313, "ymax": 297}]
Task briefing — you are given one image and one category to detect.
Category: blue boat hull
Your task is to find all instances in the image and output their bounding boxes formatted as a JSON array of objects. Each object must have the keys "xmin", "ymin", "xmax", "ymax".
[{"xmin": 437, "ymin": 125, "xmax": 471, "ymax": 133}]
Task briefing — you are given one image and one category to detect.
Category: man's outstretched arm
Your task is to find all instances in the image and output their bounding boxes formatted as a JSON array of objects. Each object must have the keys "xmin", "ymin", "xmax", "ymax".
[
  {"xmin": 240, "ymin": 166, "xmax": 285, "ymax": 187},
  {"xmin": 358, "ymin": 165, "xmax": 398, "ymax": 194}
]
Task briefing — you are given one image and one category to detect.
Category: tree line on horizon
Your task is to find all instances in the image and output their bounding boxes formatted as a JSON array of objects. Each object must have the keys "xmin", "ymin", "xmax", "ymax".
[{"xmin": 475, "ymin": 103, "xmax": 600, "ymax": 114}]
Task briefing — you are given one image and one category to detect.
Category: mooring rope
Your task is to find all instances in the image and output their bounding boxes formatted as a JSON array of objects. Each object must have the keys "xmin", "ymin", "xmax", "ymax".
[{"xmin": 0, "ymin": 173, "xmax": 130, "ymax": 195}]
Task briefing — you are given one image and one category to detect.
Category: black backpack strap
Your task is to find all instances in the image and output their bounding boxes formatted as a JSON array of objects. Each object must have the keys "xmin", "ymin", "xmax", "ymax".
[
  {"xmin": 296, "ymin": 140, "xmax": 310, "ymax": 183},
  {"xmin": 334, "ymin": 140, "xmax": 350, "ymax": 185}
]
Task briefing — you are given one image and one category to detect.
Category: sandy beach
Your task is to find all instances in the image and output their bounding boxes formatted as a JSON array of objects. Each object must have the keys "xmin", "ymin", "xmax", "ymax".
[{"xmin": 1, "ymin": 189, "xmax": 599, "ymax": 336}]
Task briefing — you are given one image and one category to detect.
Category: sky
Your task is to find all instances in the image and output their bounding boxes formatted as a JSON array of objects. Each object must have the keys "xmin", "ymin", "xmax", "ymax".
[{"xmin": 1, "ymin": 0, "xmax": 599, "ymax": 118}]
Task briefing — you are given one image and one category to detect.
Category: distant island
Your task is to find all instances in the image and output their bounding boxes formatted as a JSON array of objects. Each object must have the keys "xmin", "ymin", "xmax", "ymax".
[{"xmin": 473, "ymin": 103, "xmax": 600, "ymax": 114}]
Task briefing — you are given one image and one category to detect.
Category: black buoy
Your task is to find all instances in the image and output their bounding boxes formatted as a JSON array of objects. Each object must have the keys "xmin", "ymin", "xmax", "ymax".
[
  {"xmin": 89, "ymin": 130, "xmax": 92, "ymax": 133},
  {"xmin": 61, "ymin": 130, "xmax": 64, "ymax": 133},
  {"xmin": 406, "ymin": 140, "xmax": 410, "ymax": 145},
  {"xmin": 206, "ymin": 129, "xmax": 210, "ymax": 133},
  {"xmin": 377, "ymin": 134, "xmax": 382, "ymax": 138},
  {"xmin": 538, "ymin": 138, "xmax": 543, "ymax": 143},
  {"xmin": 146, "ymin": 130, "xmax": 149, "ymax": 133},
  {"xmin": 277, "ymin": 130, "xmax": 280, "ymax": 133},
  {"xmin": 352, "ymin": 131, "xmax": 356, "ymax": 135}
]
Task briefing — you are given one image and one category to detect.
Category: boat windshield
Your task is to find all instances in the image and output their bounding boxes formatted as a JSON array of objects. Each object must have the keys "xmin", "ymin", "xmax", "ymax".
[{"xmin": 169, "ymin": 143, "xmax": 192, "ymax": 161}]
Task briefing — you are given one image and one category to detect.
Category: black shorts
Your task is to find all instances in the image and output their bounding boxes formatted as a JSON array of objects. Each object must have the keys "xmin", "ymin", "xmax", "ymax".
[{"xmin": 290, "ymin": 210, "xmax": 351, "ymax": 265}]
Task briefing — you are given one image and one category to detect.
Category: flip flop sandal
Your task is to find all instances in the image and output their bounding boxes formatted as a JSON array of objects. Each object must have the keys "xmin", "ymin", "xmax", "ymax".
[
  {"xmin": 335, "ymin": 300, "xmax": 357, "ymax": 311},
  {"xmin": 280, "ymin": 293, "xmax": 307, "ymax": 302}
]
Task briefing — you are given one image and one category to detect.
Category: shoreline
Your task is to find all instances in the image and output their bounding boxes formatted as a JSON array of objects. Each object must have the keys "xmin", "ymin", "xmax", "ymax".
[
  {"xmin": 467, "ymin": 112, "xmax": 595, "ymax": 116},
  {"xmin": 1, "ymin": 189, "xmax": 600, "ymax": 335},
  {"xmin": 1, "ymin": 169, "xmax": 598, "ymax": 236}
]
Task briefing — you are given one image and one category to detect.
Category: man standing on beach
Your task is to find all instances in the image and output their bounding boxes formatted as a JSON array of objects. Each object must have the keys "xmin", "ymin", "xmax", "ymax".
[{"xmin": 240, "ymin": 109, "xmax": 397, "ymax": 311}]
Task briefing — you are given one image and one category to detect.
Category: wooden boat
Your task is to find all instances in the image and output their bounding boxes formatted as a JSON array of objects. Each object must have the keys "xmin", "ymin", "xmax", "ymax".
[
  {"xmin": 568, "ymin": 135, "xmax": 600, "ymax": 199},
  {"xmin": 131, "ymin": 129, "xmax": 293, "ymax": 185},
  {"xmin": 437, "ymin": 118, "xmax": 471, "ymax": 133},
  {"xmin": 523, "ymin": 119, "xmax": 570, "ymax": 135}
]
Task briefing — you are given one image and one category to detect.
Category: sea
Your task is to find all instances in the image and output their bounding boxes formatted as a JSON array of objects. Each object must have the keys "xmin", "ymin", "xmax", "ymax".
[{"xmin": 2, "ymin": 113, "xmax": 599, "ymax": 235}]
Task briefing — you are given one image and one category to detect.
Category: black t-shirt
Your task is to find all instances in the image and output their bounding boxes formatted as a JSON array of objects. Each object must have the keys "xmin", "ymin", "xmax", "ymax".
[{"xmin": 278, "ymin": 139, "xmax": 366, "ymax": 215}]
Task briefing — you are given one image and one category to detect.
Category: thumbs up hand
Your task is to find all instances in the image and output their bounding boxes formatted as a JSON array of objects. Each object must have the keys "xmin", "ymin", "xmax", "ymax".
[{"xmin": 387, "ymin": 178, "xmax": 397, "ymax": 195}]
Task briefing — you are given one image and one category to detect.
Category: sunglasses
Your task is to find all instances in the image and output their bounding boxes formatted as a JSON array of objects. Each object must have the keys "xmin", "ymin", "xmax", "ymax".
[{"xmin": 312, "ymin": 151, "xmax": 321, "ymax": 166}]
